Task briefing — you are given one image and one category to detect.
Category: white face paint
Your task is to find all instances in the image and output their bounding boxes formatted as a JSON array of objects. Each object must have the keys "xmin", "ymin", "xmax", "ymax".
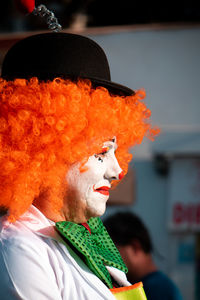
[{"xmin": 66, "ymin": 137, "xmax": 123, "ymax": 220}]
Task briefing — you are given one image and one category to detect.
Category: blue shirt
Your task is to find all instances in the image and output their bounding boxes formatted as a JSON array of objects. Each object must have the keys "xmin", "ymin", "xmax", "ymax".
[{"xmin": 141, "ymin": 271, "xmax": 183, "ymax": 300}]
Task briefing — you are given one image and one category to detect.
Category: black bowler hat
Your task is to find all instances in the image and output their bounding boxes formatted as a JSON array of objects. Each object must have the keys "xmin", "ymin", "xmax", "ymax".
[{"xmin": 1, "ymin": 33, "xmax": 134, "ymax": 96}]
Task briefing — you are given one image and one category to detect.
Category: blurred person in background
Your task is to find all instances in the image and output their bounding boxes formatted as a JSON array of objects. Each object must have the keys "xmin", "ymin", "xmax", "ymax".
[{"xmin": 104, "ymin": 212, "xmax": 183, "ymax": 300}]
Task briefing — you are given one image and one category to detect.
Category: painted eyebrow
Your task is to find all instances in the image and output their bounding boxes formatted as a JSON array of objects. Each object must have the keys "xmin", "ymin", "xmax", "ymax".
[
  {"xmin": 103, "ymin": 145, "xmax": 117, "ymax": 153},
  {"xmin": 96, "ymin": 145, "xmax": 112, "ymax": 155},
  {"xmin": 99, "ymin": 146, "xmax": 110, "ymax": 154}
]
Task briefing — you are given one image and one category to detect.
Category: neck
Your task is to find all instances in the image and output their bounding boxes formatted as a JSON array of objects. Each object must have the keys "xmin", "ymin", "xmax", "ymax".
[
  {"xmin": 142, "ymin": 254, "xmax": 157, "ymax": 276},
  {"xmin": 33, "ymin": 193, "xmax": 89, "ymax": 223},
  {"xmin": 128, "ymin": 254, "xmax": 157, "ymax": 283}
]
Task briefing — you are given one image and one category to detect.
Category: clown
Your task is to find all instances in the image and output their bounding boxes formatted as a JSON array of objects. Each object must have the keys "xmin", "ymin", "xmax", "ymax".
[{"xmin": 0, "ymin": 32, "xmax": 158, "ymax": 299}]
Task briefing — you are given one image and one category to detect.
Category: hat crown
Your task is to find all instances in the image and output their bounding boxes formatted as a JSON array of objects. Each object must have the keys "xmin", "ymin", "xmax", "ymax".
[
  {"xmin": 2, "ymin": 33, "xmax": 111, "ymax": 82},
  {"xmin": 2, "ymin": 32, "xmax": 134, "ymax": 96}
]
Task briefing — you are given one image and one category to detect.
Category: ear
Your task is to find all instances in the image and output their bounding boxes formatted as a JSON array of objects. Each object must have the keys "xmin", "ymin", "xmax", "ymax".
[{"xmin": 130, "ymin": 239, "xmax": 143, "ymax": 253}]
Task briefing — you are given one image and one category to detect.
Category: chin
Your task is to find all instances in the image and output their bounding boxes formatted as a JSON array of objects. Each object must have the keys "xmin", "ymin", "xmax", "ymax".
[{"xmin": 87, "ymin": 203, "xmax": 107, "ymax": 218}]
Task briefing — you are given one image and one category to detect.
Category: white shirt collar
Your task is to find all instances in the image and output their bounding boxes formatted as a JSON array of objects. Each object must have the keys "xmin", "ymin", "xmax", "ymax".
[{"xmin": 12, "ymin": 205, "xmax": 63, "ymax": 242}]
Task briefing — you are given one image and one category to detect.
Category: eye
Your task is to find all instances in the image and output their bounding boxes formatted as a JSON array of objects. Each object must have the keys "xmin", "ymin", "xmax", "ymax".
[
  {"xmin": 94, "ymin": 154, "xmax": 104, "ymax": 162},
  {"xmin": 94, "ymin": 146, "xmax": 110, "ymax": 162}
]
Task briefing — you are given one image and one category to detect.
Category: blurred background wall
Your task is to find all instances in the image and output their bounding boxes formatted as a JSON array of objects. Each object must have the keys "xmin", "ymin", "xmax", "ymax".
[{"xmin": 0, "ymin": 1, "xmax": 200, "ymax": 299}]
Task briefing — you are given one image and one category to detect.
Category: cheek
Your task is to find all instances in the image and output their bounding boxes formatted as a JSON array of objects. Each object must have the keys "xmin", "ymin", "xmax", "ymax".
[
  {"xmin": 67, "ymin": 170, "xmax": 88, "ymax": 195},
  {"xmin": 117, "ymin": 247, "xmax": 132, "ymax": 268},
  {"xmin": 66, "ymin": 165, "xmax": 95, "ymax": 199},
  {"xmin": 66, "ymin": 157, "xmax": 107, "ymax": 193},
  {"xmin": 85, "ymin": 157, "xmax": 107, "ymax": 178}
]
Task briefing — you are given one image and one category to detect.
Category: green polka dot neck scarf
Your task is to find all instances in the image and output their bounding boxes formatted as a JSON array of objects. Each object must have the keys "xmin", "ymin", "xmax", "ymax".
[{"xmin": 56, "ymin": 217, "xmax": 128, "ymax": 289}]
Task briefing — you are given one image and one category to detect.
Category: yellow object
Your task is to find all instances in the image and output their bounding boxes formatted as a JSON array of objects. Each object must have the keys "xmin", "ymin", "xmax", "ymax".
[{"xmin": 110, "ymin": 282, "xmax": 147, "ymax": 300}]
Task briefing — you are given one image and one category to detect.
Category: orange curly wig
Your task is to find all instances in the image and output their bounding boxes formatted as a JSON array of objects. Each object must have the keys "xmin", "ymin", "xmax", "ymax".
[{"xmin": 0, "ymin": 77, "xmax": 159, "ymax": 221}]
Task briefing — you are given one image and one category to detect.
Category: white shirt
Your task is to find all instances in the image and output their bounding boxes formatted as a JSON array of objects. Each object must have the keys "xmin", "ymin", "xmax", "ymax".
[{"xmin": 0, "ymin": 206, "xmax": 130, "ymax": 300}]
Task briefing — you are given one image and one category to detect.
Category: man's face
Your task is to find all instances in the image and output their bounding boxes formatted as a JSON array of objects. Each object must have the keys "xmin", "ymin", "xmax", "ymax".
[{"xmin": 66, "ymin": 138, "xmax": 123, "ymax": 222}]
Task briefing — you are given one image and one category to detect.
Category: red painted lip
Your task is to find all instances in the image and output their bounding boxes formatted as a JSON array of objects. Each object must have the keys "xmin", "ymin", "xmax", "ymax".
[{"xmin": 93, "ymin": 186, "xmax": 110, "ymax": 196}]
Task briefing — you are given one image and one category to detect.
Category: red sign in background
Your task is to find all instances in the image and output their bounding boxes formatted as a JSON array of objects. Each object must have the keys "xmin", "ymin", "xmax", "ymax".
[{"xmin": 168, "ymin": 159, "xmax": 200, "ymax": 231}]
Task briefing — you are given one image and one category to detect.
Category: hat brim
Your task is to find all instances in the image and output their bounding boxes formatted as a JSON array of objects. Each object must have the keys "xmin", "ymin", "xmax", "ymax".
[{"xmin": 83, "ymin": 76, "xmax": 135, "ymax": 96}]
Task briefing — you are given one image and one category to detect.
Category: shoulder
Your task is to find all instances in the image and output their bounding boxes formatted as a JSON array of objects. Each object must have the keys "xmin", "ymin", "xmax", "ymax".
[
  {"xmin": 142, "ymin": 271, "xmax": 183, "ymax": 300},
  {"xmin": 0, "ymin": 213, "xmax": 52, "ymax": 261},
  {"xmin": 0, "ymin": 216, "xmax": 64, "ymax": 299},
  {"xmin": 1, "ymin": 214, "xmax": 38, "ymax": 240}
]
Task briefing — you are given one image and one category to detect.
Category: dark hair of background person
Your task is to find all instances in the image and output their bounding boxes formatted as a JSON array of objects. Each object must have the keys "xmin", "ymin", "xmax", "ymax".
[{"xmin": 104, "ymin": 211, "xmax": 153, "ymax": 253}]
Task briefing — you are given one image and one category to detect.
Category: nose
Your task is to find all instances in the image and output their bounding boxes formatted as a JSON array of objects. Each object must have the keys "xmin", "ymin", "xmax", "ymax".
[{"xmin": 104, "ymin": 154, "xmax": 123, "ymax": 181}]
